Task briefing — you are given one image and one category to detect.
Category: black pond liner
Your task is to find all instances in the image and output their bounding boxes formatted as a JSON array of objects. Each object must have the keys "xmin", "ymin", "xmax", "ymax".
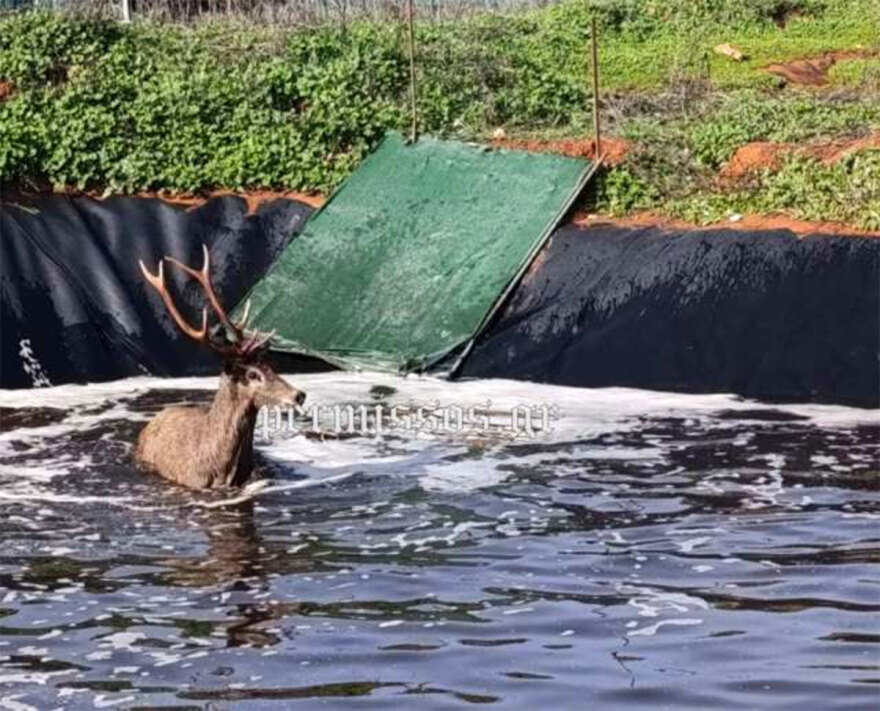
[
  {"xmin": 0, "ymin": 194, "xmax": 322, "ymax": 389},
  {"xmin": 459, "ymin": 223, "xmax": 880, "ymax": 408},
  {"xmin": 2, "ymin": 197, "xmax": 877, "ymax": 407}
]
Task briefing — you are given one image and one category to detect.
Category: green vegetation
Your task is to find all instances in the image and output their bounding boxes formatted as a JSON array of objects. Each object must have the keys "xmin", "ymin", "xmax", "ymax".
[
  {"xmin": 682, "ymin": 93, "xmax": 878, "ymax": 167},
  {"xmin": 667, "ymin": 151, "xmax": 880, "ymax": 230},
  {"xmin": 827, "ymin": 56, "xmax": 880, "ymax": 89},
  {"xmin": 592, "ymin": 89, "xmax": 880, "ymax": 227},
  {"xmin": 595, "ymin": 0, "xmax": 875, "ymax": 90},
  {"xmin": 1, "ymin": 1, "xmax": 878, "ymax": 227}
]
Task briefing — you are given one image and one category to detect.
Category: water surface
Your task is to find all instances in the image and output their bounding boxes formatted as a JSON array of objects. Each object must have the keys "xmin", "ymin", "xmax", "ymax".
[{"xmin": 0, "ymin": 374, "xmax": 877, "ymax": 710}]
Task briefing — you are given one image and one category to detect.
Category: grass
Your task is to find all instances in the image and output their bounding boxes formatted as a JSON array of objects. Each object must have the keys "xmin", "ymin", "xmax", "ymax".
[
  {"xmin": 515, "ymin": 85, "xmax": 880, "ymax": 229},
  {"xmin": 665, "ymin": 150, "xmax": 880, "ymax": 229},
  {"xmin": 588, "ymin": 89, "xmax": 880, "ymax": 229},
  {"xmin": 1, "ymin": 0, "xmax": 879, "ymax": 228},
  {"xmin": 827, "ymin": 56, "xmax": 880, "ymax": 88},
  {"xmin": 597, "ymin": 5, "xmax": 877, "ymax": 91}
]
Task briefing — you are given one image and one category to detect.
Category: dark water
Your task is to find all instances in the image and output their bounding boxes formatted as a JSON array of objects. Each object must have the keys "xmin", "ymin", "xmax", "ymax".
[{"xmin": 0, "ymin": 375, "xmax": 878, "ymax": 710}]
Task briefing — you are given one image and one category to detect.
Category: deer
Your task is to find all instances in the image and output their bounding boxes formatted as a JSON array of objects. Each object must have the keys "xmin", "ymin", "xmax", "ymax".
[{"xmin": 135, "ymin": 245, "xmax": 306, "ymax": 489}]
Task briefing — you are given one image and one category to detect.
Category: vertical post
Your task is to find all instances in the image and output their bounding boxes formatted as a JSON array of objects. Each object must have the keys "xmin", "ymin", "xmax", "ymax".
[
  {"xmin": 406, "ymin": 0, "xmax": 418, "ymax": 143},
  {"xmin": 591, "ymin": 16, "xmax": 601, "ymax": 160},
  {"xmin": 121, "ymin": 0, "xmax": 131, "ymax": 23}
]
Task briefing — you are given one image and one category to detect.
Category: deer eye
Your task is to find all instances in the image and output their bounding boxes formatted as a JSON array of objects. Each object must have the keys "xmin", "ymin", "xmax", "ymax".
[{"xmin": 247, "ymin": 369, "xmax": 261, "ymax": 382}]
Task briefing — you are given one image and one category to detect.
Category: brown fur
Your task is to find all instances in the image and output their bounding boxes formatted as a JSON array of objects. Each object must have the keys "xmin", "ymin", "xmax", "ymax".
[{"xmin": 135, "ymin": 361, "xmax": 305, "ymax": 489}]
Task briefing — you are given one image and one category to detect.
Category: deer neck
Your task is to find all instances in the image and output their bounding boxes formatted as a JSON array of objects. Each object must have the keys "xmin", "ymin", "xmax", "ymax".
[{"xmin": 205, "ymin": 374, "xmax": 258, "ymax": 487}]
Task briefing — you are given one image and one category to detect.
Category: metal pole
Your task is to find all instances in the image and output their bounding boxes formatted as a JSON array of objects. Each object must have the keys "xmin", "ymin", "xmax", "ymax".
[
  {"xmin": 591, "ymin": 17, "xmax": 602, "ymax": 160},
  {"xmin": 406, "ymin": 0, "xmax": 418, "ymax": 143}
]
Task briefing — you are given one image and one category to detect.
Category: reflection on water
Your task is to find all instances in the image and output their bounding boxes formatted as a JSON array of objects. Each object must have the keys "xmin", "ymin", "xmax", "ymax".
[{"xmin": 0, "ymin": 373, "xmax": 878, "ymax": 710}]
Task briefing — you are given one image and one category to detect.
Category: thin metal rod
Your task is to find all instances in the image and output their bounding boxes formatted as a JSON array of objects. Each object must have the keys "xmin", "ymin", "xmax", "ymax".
[
  {"xmin": 591, "ymin": 17, "xmax": 601, "ymax": 160},
  {"xmin": 406, "ymin": 0, "xmax": 418, "ymax": 143}
]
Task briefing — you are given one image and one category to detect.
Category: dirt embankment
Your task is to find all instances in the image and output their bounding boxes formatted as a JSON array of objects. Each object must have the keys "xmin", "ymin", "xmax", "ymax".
[
  {"xmin": 764, "ymin": 49, "xmax": 877, "ymax": 86},
  {"xmin": 490, "ymin": 136, "xmax": 631, "ymax": 166},
  {"xmin": 1, "ymin": 187, "xmax": 328, "ymax": 215},
  {"xmin": 142, "ymin": 189, "xmax": 326, "ymax": 213},
  {"xmin": 720, "ymin": 131, "xmax": 880, "ymax": 180},
  {"xmin": 6, "ymin": 125, "xmax": 874, "ymax": 237}
]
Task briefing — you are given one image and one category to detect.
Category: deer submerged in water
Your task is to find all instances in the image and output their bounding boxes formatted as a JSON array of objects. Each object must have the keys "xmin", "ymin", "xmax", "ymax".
[{"xmin": 135, "ymin": 245, "xmax": 306, "ymax": 489}]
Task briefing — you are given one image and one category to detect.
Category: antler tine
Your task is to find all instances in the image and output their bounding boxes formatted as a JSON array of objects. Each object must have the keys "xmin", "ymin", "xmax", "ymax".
[
  {"xmin": 139, "ymin": 259, "xmax": 208, "ymax": 341},
  {"xmin": 234, "ymin": 298, "xmax": 251, "ymax": 332},
  {"xmin": 165, "ymin": 244, "xmax": 243, "ymax": 342},
  {"xmin": 241, "ymin": 328, "xmax": 276, "ymax": 356}
]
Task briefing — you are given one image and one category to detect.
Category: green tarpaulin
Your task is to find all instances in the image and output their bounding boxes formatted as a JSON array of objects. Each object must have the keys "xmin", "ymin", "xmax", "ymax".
[{"xmin": 240, "ymin": 132, "xmax": 594, "ymax": 371}]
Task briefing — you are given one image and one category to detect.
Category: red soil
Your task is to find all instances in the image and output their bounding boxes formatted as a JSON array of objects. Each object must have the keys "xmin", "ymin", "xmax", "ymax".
[
  {"xmin": 139, "ymin": 189, "xmax": 326, "ymax": 214},
  {"xmin": 491, "ymin": 136, "xmax": 631, "ymax": 166},
  {"xmin": 572, "ymin": 211, "xmax": 880, "ymax": 238},
  {"xmin": 720, "ymin": 132, "xmax": 880, "ymax": 180},
  {"xmin": 14, "ymin": 187, "xmax": 328, "ymax": 214},
  {"xmin": 764, "ymin": 49, "xmax": 877, "ymax": 86},
  {"xmin": 804, "ymin": 132, "xmax": 880, "ymax": 162},
  {"xmin": 721, "ymin": 142, "xmax": 788, "ymax": 179}
]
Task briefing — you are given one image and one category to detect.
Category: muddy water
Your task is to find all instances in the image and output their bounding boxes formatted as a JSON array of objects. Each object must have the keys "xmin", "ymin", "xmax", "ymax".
[{"xmin": 0, "ymin": 374, "xmax": 877, "ymax": 710}]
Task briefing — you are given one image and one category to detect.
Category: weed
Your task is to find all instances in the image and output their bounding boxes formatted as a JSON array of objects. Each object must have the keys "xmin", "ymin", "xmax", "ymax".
[
  {"xmin": 662, "ymin": 149, "xmax": 880, "ymax": 229},
  {"xmin": 1, "ymin": 1, "xmax": 878, "ymax": 228}
]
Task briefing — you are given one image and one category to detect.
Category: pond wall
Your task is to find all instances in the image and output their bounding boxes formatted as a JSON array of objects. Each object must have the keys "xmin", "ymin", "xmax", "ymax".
[
  {"xmin": 1, "ymin": 195, "xmax": 312, "ymax": 388},
  {"xmin": 462, "ymin": 223, "xmax": 879, "ymax": 407},
  {"xmin": 2, "ymin": 196, "xmax": 877, "ymax": 406}
]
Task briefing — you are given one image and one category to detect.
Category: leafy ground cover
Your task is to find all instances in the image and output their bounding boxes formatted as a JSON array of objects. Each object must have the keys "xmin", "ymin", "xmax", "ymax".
[
  {"xmin": 587, "ymin": 88, "xmax": 880, "ymax": 229},
  {"xmin": 0, "ymin": 0, "xmax": 878, "ymax": 228}
]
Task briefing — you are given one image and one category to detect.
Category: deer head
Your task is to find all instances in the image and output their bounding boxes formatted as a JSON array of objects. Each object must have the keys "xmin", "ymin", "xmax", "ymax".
[{"xmin": 139, "ymin": 244, "xmax": 306, "ymax": 409}]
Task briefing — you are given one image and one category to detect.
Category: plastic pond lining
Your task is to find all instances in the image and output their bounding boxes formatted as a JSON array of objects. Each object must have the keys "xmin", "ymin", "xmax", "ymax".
[
  {"xmin": 1, "ymin": 193, "xmax": 317, "ymax": 388},
  {"xmin": 461, "ymin": 223, "xmax": 879, "ymax": 408},
  {"xmin": 1, "ymin": 194, "xmax": 877, "ymax": 407}
]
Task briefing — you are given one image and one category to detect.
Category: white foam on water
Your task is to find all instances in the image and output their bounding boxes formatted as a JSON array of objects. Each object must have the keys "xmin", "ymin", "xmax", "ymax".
[
  {"xmin": 676, "ymin": 536, "xmax": 712, "ymax": 554},
  {"xmin": 621, "ymin": 584, "xmax": 710, "ymax": 619},
  {"xmin": 193, "ymin": 470, "xmax": 361, "ymax": 508},
  {"xmin": 627, "ymin": 618, "xmax": 704, "ymax": 637},
  {"xmin": 0, "ymin": 671, "xmax": 70, "ymax": 686},
  {"xmin": 0, "ymin": 694, "xmax": 41, "ymax": 711},
  {"xmin": 93, "ymin": 695, "xmax": 134, "ymax": 708},
  {"xmin": 0, "ymin": 400, "xmax": 143, "ymax": 452},
  {"xmin": 417, "ymin": 456, "xmax": 509, "ymax": 493},
  {"xmin": 0, "ymin": 372, "xmax": 876, "ymax": 507},
  {"xmin": 2, "ymin": 372, "xmax": 876, "ymax": 425},
  {"xmin": 98, "ymin": 631, "xmax": 146, "ymax": 651}
]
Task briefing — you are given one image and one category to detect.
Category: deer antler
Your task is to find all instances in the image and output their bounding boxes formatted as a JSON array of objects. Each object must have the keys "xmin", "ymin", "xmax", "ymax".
[
  {"xmin": 140, "ymin": 244, "xmax": 273, "ymax": 359},
  {"xmin": 240, "ymin": 329, "xmax": 276, "ymax": 357},
  {"xmin": 139, "ymin": 259, "xmax": 209, "ymax": 341},
  {"xmin": 165, "ymin": 244, "xmax": 250, "ymax": 343}
]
